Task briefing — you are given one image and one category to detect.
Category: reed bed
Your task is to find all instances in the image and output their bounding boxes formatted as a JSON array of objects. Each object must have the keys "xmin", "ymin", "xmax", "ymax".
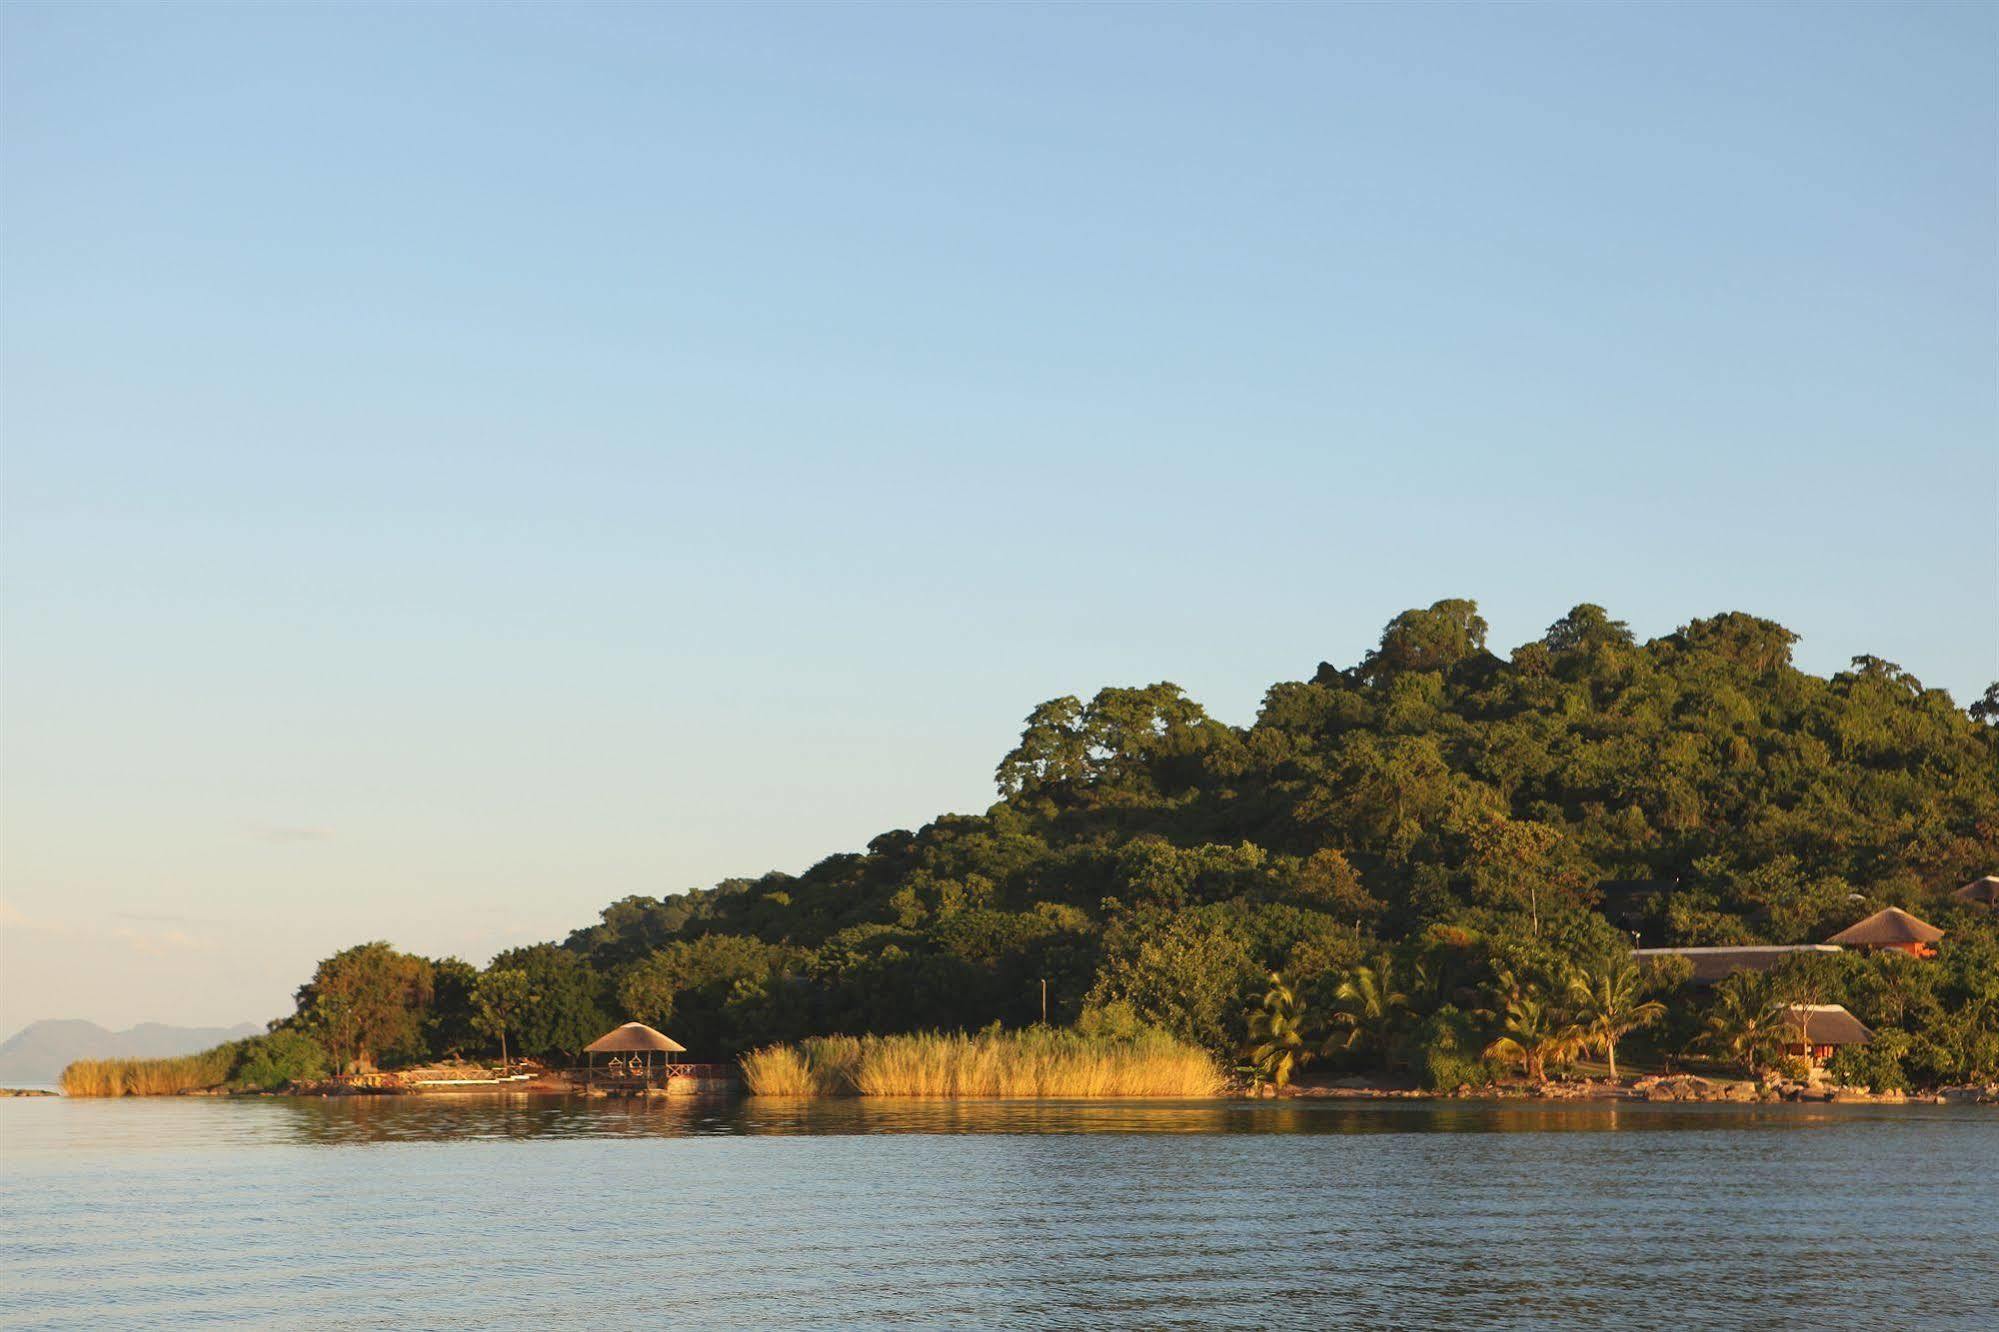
[
  {"xmin": 739, "ymin": 1028, "xmax": 1222, "ymax": 1098},
  {"xmin": 738, "ymin": 1036, "xmax": 862, "ymax": 1095},
  {"xmin": 58, "ymin": 1047, "xmax": 237, "ymax": 1097}
]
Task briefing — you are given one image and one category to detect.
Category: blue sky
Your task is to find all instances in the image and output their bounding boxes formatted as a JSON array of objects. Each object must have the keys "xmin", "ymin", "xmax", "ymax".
[{"xmin": 2, "ymin": 3, "xmax": 1993, "ymax": 1032}]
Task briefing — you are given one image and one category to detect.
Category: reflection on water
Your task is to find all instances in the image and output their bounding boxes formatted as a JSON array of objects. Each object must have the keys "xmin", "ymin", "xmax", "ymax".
[
  {"xmin": 2, "ymin": 1096, "xmax": 1996, "ymax": 1330},
  {"xmin": 5, "ymin": 1092, "xmax": 1983, "ymax": 1148}
]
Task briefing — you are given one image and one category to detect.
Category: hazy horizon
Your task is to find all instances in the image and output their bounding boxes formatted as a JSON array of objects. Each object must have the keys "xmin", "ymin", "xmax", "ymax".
[{"xmin": 3, "ymin": 3, "xmax": 1995, "ymax": 1033}]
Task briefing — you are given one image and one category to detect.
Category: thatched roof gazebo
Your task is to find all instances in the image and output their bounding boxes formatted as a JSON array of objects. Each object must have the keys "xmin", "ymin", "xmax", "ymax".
[
  {"xmin": 1951, "ymin": 875, "xmax": 1999, "ymax": 909},
  {"xmin": 1779, "ymin": 1004, "xmax": 1873, "ymax": 1063},
  {"xmin": 586, "ymin": 1022, "xmax": 686, "ymax": 1056},
  {"xmin": 1826, "ymin": 907, "xmax": 1944, "ymax": 957},
  {"xmin": 583, "ymin": 1022, "xmax": 686, "ymax": 1089}
]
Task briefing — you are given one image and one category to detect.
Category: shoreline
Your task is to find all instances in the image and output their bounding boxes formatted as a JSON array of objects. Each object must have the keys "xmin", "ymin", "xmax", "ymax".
[
  {"xmin": 19, "ymin": 1082, "xmax": 1997, "ymax": 1106},
  {"xmin": 1276, "ymin": 1080, "xmax": 1996, "ymax": 1106}
]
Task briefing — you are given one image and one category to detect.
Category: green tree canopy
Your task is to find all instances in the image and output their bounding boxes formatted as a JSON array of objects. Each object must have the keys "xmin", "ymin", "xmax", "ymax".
[
  {"xmin": 294, "ymin": 942, "xmax": 435, "ymax": 1072},
  {"xmin": 486, "ymin": 944, "xmax": 609, "ymax": 1060},
  {"xmin": 472, "ymin": 967, "xmax": 532, "ymax": 1068}
]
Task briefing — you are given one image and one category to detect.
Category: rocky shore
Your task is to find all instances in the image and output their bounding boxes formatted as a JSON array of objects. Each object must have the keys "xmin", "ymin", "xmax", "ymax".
[{"xmin": 1264, "ymin": 1074, "xmax": 1999, "ymax": 1106}]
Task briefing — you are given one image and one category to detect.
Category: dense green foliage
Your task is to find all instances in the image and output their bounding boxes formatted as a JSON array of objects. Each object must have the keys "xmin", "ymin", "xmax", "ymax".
[
  {"xmin": 293, "ymin": 942, "xmax": 435, "ymax": 1071},
  {"xmin": 268, "ymin": 601, "xmax": 1998, "ymax": 1089},
  {"xmin": 226, "ymin": 1030, "xmax": 331, "ymax": 1089}
]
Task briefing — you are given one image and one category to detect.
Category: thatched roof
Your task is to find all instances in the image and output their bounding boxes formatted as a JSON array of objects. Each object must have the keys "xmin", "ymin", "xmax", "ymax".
[
  {"xmin": 585, "ymin": 1022, "xmax": 686, "ymax": 1054},
  {"xmin": 1630, "ymin": 945, "xmax": 1840, "ymax": 985},
  {"xmin": 1780, "ymin": 1004, "xmax": 1873, "ymax": 1047},
  {"xmin": 1826, "ymin": 907, "xmax": 1944, "ymax": 947},
  {"xmin": 1951, "ymin": 875, "xmax": 1999, "ymax": 908}
]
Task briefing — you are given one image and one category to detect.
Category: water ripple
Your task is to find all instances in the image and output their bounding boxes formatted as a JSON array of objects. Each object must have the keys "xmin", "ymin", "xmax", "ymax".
[{"xmin": 2, "ymin": 1098, "xmax": 1995, "ymax": 1329}]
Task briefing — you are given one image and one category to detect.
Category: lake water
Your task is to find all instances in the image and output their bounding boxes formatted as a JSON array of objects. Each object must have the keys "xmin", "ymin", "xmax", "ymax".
[{"xmin": 2, "ymin": 1096, "xmax": 1995, "ymax": 1329}]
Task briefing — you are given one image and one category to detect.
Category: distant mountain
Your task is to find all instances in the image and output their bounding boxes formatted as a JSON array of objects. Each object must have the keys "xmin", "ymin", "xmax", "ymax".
[{"xmin": 0, "ymin": 1019, "xmax": 263, "ymax": 1087}]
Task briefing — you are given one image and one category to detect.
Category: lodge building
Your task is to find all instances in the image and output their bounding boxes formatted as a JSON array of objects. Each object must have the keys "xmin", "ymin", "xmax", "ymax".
[{"xmin": 1631, "ymin": 905, "xmax": 1950, "ymax": 983}]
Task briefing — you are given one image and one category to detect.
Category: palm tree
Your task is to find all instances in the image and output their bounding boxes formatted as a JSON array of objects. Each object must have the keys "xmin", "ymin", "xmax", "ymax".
[
  {"xmin": 1702, "ymin": 973, "xmax": 1784, "ymax": 1074},
  {"xmin": 1566, "ymin": 954, "xmax": 1666, "ymax": 1082},
  {"xmin": 1482, "ymin": 971, "xmax": 1583, "ymax": 1084},
  {"xmin": 1323, "ymin": 955, "xmax": 1409, "ymax": 1061},
  {"xmin": 1243, "ymin": 972, "xmax": 1313, "ymax": 1089}
]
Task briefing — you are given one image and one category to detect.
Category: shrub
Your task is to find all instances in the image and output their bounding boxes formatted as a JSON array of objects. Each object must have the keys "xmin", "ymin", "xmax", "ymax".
[
  {"xmin": 229, "ymin": 1031, "xmax": 330, "ymax": 1090},
  {"xmin": 1075, "ymin": 1000, "xmax": 1146, "ymax": 1040},
  {"xmin": 1417, "ymin": 1048, "xmax": 1494, "ymax": 1093},
  {"xmin": 1406, "ymin": 1006, "xmax": 1497, "ymax": 1091},
  {"xmin": 1829, "ymin": 1029, "xmax": 1910, "ymax": 1093}
]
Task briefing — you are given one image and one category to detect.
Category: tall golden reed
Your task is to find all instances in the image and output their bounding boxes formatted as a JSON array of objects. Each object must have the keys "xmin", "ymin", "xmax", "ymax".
[
  {"xmin": 739, "ymin": 1028, "xmax": 1222, "ymax": 1098},
  {"xmin": 58, "ymin": 1047, "xmax": 237, "ymax": 1097}
]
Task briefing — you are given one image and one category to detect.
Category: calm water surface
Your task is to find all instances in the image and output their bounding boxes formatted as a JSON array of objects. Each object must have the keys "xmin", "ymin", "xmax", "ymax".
[{"xmin": 2, "ymin": 1096, "xmax": 1995, "ymax": 1329}]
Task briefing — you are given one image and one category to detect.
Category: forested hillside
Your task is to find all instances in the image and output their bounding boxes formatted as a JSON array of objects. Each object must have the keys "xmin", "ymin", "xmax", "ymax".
[
  {"xmin": 244, "ymin": 602, "xmax": 1999, "ymax": 1093},
  {"xmin": 538, "ymin": 601, "xmax": 1999, "ymax": 1081}
]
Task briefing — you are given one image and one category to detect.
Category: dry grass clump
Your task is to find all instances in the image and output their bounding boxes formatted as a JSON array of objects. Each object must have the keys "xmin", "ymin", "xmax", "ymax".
[
  {"xmin": 740, "ymin": 1028, "xmax": 1221, "ymax": 1098},
  {"xmin": 59, "ymin": 1047, "xmax": 236, "ymax": 1097},
  {"xmin": 739, "ymin": 1035, "xmax": 861, "ymax": 1095}
]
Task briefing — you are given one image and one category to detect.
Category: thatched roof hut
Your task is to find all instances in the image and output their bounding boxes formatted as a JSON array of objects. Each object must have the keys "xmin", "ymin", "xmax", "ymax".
[
  {"xmin": 1951, "ymin": 875, "xmax": 1999, "ymax": 908},
  {"xmin": 585, "ymin": 1022, "xmax": 687, "ymax": 1055},
  {"xmin": 1825, "ymin": 907, "xmax": 1944, "ymax": 952},
  {"xmin": 1779, "ymin": 1004, "xmax": 1873, "ymax": 1050}
]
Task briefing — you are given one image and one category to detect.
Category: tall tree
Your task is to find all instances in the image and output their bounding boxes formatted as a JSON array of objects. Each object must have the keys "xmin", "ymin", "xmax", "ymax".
[
  {"xmin": 1087, "ymin": 906, "xmax": 1258, "ymax": 1051},
  {"xmin": 472, "ymin": 968, "xmax": 532, "ymax": 1070},
  {"xmin": 425, "ymin": 957, "xmax": 481, "ymax": 1059},
  {"xmin": 1482, "ymin": 971, "xmax": 1582, "ymax": 1084},
  {"xmin": 295, "ymin": 942, "xmax": 435, "ymax": 1073},
  {"xmin": 1323, "ymin": 956, "xmax": 1410, "ymax": 1061},
  {"xmin": 1702, "ymin": 973, "xmax": 1785, "ymax": 1074},
  {"xmin": 1243, "ymin": 973, "xmax": 1312, "ymax": 1089},
  {"xmin": 1566, "ymin": 954, "xmax": 1665, "ymax": 1081},
  {"xmin": 486, "ymin": 944, "xmax": 609, "ymax": 1060},
  {"xmin": 1360, "ymin": 598, "xmax": 1491, "ymax": 679}
]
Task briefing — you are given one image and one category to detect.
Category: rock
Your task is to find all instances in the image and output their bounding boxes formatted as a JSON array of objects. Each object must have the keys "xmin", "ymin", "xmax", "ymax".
[{"xmin": 1644, "ymin": 1074, "xmax": 1714, "ymax": 1102}]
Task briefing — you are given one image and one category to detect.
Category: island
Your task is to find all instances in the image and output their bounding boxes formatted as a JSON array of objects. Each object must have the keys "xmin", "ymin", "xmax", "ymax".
[{"xmin": 55, "ymin": 601, "xmax": 1999, "ymax": 1107}]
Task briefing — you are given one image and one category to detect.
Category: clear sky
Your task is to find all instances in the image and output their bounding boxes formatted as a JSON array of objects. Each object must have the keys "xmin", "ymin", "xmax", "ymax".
[{"xmin": 2, "ymin": 3, "xmax": 1993, "ymax": 1035}]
